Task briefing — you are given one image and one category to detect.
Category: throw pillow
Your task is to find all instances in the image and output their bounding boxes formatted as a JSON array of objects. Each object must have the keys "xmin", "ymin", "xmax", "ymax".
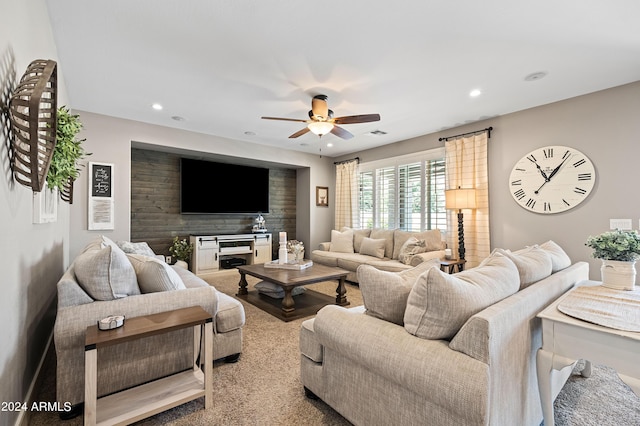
[
  {"xmin": 358, "ymin": 258, "xmax": 441, "ymax": 325},
  {"xmin": 341, "ymin": 227, "xmax": 372, "ymax": 252},
  {"xmin": 254, "ymin": 281, "xmax": 306, "ymax": 299},
  {"xmin": 127, "ymin": 254, "xmax": 186, "ymax": 293},
  {"xmin": 74, "ymin": 246, "xmax": 140, "ymax": 300},
  {"xmin": 392, "ymin": 229, "xmax": 442, "ymax": 260},
  {"xmin": 370, "ymin": 228, "xmax": 395, "ymax": 258},
  {"xmin": 539, "ymin": 240, "xmax": 572, "ymax": 272},
  {"xmin": 117, "ymin": 240, "xmax": 156, "ymax": 257},
  {"xmin": 359, "ymin": 237, "xmax": 386, "ymax": 258},
  {"xmin": 403, "ymin": 253, "xmax": 519, "ymax": 340},
  {"xmin": 398, "ymin": 237, "xmax": 427, "ymax": 265},
  {"xmin": 495, "ymin": 246, "xmax": 553, "ymax": 290},
  {"xmin": 329, "ymin": 229, "xmax": 354, "ymax": 253}
]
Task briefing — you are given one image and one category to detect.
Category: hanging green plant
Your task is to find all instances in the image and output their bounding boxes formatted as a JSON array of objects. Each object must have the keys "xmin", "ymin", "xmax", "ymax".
[{"xmin": 46, "ymin": 106, "xmax": 90, "ymax": 192}]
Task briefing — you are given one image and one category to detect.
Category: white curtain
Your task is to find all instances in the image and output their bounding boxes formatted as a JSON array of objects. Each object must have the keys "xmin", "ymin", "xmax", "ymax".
[
  {"xmin": 445, "ymin": 132, "xmax": 490, "ymax": 268},
  {"xmin": 335, "ymin": 159, "xmax": 360, "ymax": 229}
]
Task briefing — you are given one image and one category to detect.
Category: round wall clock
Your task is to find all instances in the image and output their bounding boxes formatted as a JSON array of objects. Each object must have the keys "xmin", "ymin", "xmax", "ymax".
[{"xmin": 509, "ymin": 145, "xmax": 596, "ymax": 214}]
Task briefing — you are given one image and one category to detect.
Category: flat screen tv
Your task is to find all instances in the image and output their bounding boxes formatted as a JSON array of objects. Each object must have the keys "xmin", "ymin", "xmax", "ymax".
[{"xmin": 180, "ymin": 158, "xmax": 269, "ymax": 214}]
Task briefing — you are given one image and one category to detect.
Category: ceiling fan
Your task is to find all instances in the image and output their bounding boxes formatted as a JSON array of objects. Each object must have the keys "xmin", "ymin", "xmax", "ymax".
[{"xmin": 262, "ymin": 94, "xmax": 380, "ymax": 140}]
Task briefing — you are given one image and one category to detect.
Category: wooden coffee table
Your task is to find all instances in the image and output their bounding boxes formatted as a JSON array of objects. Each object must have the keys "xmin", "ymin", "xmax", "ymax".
[{"xmin": 236, "ymin": 262, "xmax": 349, "ymax": 321}]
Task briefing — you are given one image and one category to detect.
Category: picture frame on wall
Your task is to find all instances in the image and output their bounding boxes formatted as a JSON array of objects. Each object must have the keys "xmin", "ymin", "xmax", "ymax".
[
  {"xmin": 88, "ymin": 162, "xmax": 115, "ymax": 230},
  {"xmin": 316, "ymin": 186, "xmax": 329, "ymax": 207}
]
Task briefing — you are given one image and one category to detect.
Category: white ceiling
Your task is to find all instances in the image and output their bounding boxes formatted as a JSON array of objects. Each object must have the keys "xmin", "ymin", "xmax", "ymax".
[{"xmin": 44, "ymin": 0, "xmax": 640, "ymax": 157}]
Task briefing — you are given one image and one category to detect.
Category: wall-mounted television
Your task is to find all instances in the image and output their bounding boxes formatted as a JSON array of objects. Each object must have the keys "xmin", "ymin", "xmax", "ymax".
[{"xmin": 180, "ymin": 158, "xmax": 269, "ymax": 214}]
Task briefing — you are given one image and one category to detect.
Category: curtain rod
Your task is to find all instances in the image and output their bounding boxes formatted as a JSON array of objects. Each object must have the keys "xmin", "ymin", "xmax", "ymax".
[
  {"xmin": 438, "ymin": 126, "xmax": 493, "ymax": 142},
  {"xmin": 334, "ymin": 157, "xmax": 360, "ymax": 165}
]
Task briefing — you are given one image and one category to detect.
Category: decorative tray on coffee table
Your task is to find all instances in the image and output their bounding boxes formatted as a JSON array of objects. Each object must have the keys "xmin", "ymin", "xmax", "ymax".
[{"xmin": 264, "ymin": 260, "xmax": 313, "ymax": 270}]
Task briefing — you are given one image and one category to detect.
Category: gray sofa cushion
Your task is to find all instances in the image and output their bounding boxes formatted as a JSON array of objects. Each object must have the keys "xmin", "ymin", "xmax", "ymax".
[
  {"xmin": 117, "ymin": 240, "xmax": 156, "ymax": 257},
  {"xmin": 74, "ymin": 245, "xmax": 140, "ymax": 300},
  {"xmin": 330, "ymin": 229, "xmax": 355, "ymax": 253},
  {"xmin": 127, "ymin": 254, "xmax": 186, "ymax": 293},
  {"xmin": 496, "ymin": 246, "xmax": 553, "ymax": 289},
  {"xmin": 404, "ymin": 253, "xmax": 519, "ymax": 340},
  {"xmin": 358, "ymin": 258, "xmax": 441, "ymax": 325},
  {"xmin": 370, "ymin": 228, "xmax": 395, "ymax": 258},
  {"xmin": 359, "ymin": 237, "xmax": 386, "ymax": 258}
]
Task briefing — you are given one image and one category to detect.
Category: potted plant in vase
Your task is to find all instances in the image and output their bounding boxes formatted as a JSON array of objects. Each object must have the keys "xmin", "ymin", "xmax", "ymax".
[
  {"xmin": 169, "ymin": 236, "xmax": 193, "ymax": 269},
  {"xmin": 585, "ymin": 229, "xmax": 640, "ymax": 290}
]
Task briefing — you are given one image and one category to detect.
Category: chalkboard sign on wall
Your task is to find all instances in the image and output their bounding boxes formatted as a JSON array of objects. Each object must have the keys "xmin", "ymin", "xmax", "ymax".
[
  {"xmin": 88, "ymin": 162, "xmax": 115, "ymax": 230},
  {"xmin": 91, "ymin": 164, "xmax": 112, "ymax": 197}
]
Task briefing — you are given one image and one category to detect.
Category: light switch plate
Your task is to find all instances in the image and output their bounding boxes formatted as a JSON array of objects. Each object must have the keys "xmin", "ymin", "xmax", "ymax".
[{"xmin": 610, "ymin": 219, "xmax": 632, "ymax": 230}]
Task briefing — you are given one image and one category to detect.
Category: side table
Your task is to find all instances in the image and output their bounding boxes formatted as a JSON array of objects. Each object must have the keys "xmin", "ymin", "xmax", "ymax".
[
  {"xmin": 439, "ymin": 258, "xmax": 466, "ymax": 274},
  {"xmin": 536, "ymin": 280, "xmax": 640, "ymax": 426},
  {"xmin": 84, "ymin": 306, "xmax": 213, "ymax": 426}
]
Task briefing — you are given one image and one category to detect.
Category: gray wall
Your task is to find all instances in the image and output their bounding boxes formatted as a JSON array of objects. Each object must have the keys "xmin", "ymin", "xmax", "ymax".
[
  {"xmin": 0, "ymin": 1, "xmax": 70, "ymax": 425},
  {"xmin": 337, "ymin": 81, "xmax": 640, "ymax": 280},
  {"xmin": 69, "ymin": 111, "xmax": 335, "ymax": 261},
  {"xmin": 130, "ymin": 148, "xmax": 297, "ymax": 259}
]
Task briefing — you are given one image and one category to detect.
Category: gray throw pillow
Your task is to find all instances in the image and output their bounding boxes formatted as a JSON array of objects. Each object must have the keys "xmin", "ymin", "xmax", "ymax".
[
  {"xmin": 329, "ymin": 229, "xmax": 354, "ymax": 253},
  {"xmin": 127, "ymin": 254, "xmax": 186, "ymax": 293},
  {"xmin": 398, "ymin": 237, "xmax": 427, "ymax": 265},
  {"xmin": 404, "ymin": 253, "xmax": 519, "ymax": 340},
  {"xmin": 539, "ymin": 240, "xmax": 572, "ymax": 272},
  {"xmin": 359, "ymin": 237, "xmax": 386, "ymax": 258},
  {"xmin": 255, "ymin": 281, "xmax": 306, "ymax": 298},
  {"xmin": 74, "ymin": 246, "xmax": 140, "ymax": 300},
  {"xmin": 358, "ymin": 258, "xmax": 441, "ymax": 325},
  {"xmin": 117, "ymin": 240, "xmax": 156, "ymax": 257},
  {"xmin": 495, "ymin": 246, "xmax": 553, "ymax": 290}
]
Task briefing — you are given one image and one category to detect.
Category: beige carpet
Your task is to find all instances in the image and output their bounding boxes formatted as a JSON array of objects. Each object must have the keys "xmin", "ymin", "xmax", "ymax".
[{"xmin": 29, "ymin": 271, "xmax": 640, "ymax": 425}]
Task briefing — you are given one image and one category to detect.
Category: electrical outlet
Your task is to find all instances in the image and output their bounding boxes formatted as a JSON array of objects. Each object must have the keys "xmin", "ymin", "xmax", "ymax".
[
  {"xmin": 610, "ymin": 219, "xmax": 632, "ymax": 230},
  {"xmin": 165, "ymin": 255, "xmax": 172, "ymax": 264}
]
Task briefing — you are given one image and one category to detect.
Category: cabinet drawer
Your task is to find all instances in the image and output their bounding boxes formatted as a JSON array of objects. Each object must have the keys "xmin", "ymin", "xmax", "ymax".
[{"xmin": 196, "ymin": 238, "xmax": 218, "ymax": 249}]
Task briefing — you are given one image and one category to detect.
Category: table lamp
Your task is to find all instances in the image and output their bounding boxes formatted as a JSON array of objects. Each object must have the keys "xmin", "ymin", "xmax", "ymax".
[{"xmin": 445, "ymin": 187, "xmax": 477, "ymax": 261}]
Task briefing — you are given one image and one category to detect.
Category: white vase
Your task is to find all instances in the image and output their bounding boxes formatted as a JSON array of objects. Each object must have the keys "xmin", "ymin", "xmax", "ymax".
[
  {"xmin": 601, "ymin": 259, "xmax": 636, "ymax": 291},
  {"xmin": 175, "ymin": 260, "xmax": 188, "ymax": 269}
]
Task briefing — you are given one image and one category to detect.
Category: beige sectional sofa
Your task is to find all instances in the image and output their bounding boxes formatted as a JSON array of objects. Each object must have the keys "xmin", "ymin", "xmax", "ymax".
[
  {"xmin": 311, "ymin": 228, "xmax": 445, "ymax": 283},
  {"xmin": 300, "ymin": 241, "xmax": 589, "ymax": 426},
  {"xmin": 54, "ymin": 236, "xmax": 245, "ymax": 417}
]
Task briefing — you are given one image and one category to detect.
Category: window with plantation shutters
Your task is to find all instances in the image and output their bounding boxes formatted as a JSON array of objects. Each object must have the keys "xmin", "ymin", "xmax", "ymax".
[{"xmin": 358, "ymin": 148, "xmax": 446, "ymax": 233}]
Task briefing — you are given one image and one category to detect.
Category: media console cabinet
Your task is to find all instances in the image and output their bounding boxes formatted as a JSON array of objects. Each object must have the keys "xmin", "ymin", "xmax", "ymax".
[{"xmin": 190, "ymin": 233, "xmax": 272, "ymax": 276}]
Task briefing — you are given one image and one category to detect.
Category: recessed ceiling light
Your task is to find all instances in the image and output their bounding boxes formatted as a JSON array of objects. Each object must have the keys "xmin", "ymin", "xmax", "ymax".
[
  {"xmin": 524, "ymin": 71, "xmax": 548, "ymax": 82},
  {"xmin": 326, "ymin": 143, "xmax": 333, "ymax": 147},
  {"xmin": 469, "ymin": 89, "xmax": 482, "ymax": 97},
  {"xmin": 152, "ymin": 103, "xmax": 163, "ymax": 110}
]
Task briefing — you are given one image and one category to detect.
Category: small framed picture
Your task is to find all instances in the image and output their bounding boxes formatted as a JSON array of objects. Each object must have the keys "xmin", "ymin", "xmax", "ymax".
[{"xmin": 316, "ymin": 186, "xmax": 329, "ymax": 207}]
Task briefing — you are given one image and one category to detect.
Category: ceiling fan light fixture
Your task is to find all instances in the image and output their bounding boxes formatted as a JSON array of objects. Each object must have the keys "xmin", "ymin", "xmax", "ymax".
[{"xmin": 308, "ymin": 121, "xmax": 334, "ymax": 137}]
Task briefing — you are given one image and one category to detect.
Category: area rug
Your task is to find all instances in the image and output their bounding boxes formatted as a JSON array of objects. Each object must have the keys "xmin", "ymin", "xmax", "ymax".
[{"xmin": 28, "ymin": 271, "xmax": 640, "ymax": 425}]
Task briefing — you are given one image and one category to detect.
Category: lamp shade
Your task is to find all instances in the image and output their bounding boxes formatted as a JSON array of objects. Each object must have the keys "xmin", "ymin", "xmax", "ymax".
[
  {"xmin": 445, "ymin": 188, "xmax": 477, "ymax": 210},
  {"xmin": 308, "ymin": 121, "xmax": 334, "ymax": 136}
]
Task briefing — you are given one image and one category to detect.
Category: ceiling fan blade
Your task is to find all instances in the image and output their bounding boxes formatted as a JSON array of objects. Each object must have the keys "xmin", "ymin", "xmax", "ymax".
[
  {"xmin": 330, "ymin": 125, "xmax": 354, "ymax": 140},
  {"xmin": 333, "ymin": 114, "xmax": 381, "ymax": 125},
  {"xmin": 289, "ymin": 127, "xmax": 311, "ymax": 138},
  {"xmin": 262, "ymin": 116, "xmax": 309, "ymax": 123}
]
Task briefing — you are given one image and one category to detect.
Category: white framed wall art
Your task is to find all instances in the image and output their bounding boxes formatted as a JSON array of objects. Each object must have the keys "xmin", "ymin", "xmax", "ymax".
[
  {"xmin": 33, "ymin": 183, "xmax": 58, "ymax": 224},
  {"xmin": 88, "ymin": 162, "xmax": 114, "ymax": 230}
]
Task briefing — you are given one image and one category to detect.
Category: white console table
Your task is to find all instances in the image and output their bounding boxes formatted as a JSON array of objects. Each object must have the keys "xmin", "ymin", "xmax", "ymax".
[
  {"xmin": 190, "ymin": 233, "xmax": 272, "ymax": 276},
  {"xmin": 536, "ymin": 280, "xmax": 640, "ymax": 426}
]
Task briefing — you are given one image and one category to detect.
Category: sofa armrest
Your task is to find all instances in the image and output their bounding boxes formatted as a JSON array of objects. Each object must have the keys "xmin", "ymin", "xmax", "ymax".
[
  {"xmin": 317, "ymin": 242, "xmax": 331, "ymax": 251},
  {"xmin": 313, "ymin": 305, "xmax": 488, "ymax": 412},
  {"xmin": 54, "ymin": 286, "xmax": 219, "ymax": 351},
  {"xmin": 410, "ymin": 249, "xmax": 445, "ymax": 266}
]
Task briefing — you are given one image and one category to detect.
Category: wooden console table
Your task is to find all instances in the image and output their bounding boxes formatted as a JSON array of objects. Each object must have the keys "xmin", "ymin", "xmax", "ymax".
[
  {"xmin": 536, "ymin": 280, "xmax": 640, "ymax": 426},
  {"xmin": 84, "ymin": 306, "xmax": 213, "ymax": 426}
]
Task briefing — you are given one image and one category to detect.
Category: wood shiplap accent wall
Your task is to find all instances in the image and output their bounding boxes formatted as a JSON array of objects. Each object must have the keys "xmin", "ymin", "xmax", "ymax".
[{"xmin": 131, "ymin": 148, "xmax": 297, "ymax": 258}]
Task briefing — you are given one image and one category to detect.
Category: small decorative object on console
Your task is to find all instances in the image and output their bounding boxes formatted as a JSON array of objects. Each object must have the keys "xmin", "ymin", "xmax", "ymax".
[
  {"xmin": 586, "ymin": 229, "xmax": 640, "ymax": 290},
  {"xmin": 98, "ymin": 315, "xmax": 125, "ymax": 330},
  {"xmin": 252, "ymin": 213, "xmax": 267, "ymax": 233}
]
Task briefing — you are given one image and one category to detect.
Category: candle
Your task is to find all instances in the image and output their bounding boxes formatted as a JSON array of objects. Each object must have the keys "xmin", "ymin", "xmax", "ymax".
[
  {"xmin": 279, "ymin": 232, "xmax": 287, "ymax": 243},
  {"xmin": 445, "ymin": 248, "xmax": 452, "ymax": 259}
]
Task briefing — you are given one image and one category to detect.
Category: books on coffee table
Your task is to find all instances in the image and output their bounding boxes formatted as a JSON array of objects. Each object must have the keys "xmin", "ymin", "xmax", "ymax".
[{"xmin": 264, "ymin": 260, "xmax": 313, "ymax": 270}]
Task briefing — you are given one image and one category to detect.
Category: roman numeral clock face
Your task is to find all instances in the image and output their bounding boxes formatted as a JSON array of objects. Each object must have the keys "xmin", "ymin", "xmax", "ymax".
[{"xmin": 509, "ymin": 146, "xmax": 596, "ymax": 214}]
